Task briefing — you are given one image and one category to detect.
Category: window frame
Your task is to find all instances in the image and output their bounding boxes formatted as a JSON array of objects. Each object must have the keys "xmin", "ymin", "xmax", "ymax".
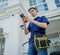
[
  {"xmin": 28, "ymin": 0, "xmax": 48, "ymax": 13},
  {"xmin": 0, "ymin": 0, "xmax": 8, "ymax": 11},
  {"xmin": 0, "ymin": 35, "xmax": 5, "ymax": 55}
]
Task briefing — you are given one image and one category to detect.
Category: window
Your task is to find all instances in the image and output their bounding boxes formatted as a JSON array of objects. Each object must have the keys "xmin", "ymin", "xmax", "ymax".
[
  {"xmin": 0, "ymin": 28, "xmax": 3, "ymax": 34},
  {"xmin": 55, "ymin": 0, "xmax": 60, "ymax": 7},
  {"xmin": 0, "ymin": 0, "xmax": 1, "ymax": 2},
  {"xmin": 29, "ymin": 0, "xmax": 48, "ymax": 13},
  {"xmin": 2, "ymin": 0, "xmax": 5, "ymax": 1},
  {"xmin": 0, "ymin": 28, "xmax": 5, "ymax": 55},
  {"xmin": 0, "ymin": 0, "xmax": 8, "ymax": 12},
  {"xmin": 0, "ymin": 36, "xmax": 5, "ymax": 55},
  {"xmin": 2, "ymin": 0, "xmax": 8, "ymax": 3},
  {"xmin": 29, "ymin": 0, "xmax": 36, "ymax": 6}
]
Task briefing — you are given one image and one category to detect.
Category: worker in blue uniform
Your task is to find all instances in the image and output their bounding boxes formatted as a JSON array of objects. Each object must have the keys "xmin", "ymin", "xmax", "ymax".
[{"xmin": 22, "ymin": 7, "xmax": 49, "ymax": 55}]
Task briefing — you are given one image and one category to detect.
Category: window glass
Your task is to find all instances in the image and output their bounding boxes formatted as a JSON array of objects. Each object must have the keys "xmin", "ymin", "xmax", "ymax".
[
  {"xmin": 0, "ymin": 28, "xmax": 5, "ymax": 55},
  {"xmin": 37, "ymin": 0, "xmax": 42, "ymax": 4},
  {"xmin": 29, "ymin": 0, "xmax": 36, "ymax": 6},
  {"xmin": 35, "ymin": 5, "xmax": 44, "ymax": 12},
  {"xmin": 0, "ymin": 0, "xmax": 8, "ymax": 11},
  {"xmin": 43, "ymin": 3, "xmax": 48, "ymax": 7},
  {"xmin": 55, "ymin": 0, "xmax": 60, "ymax": 7},
  {"xmin": 42, "ymin": 0, "xmax": 46, "ymax": 2},
  {"xmin": 29, "ymin": 0, "xmax": 48, "ymax": 13}
]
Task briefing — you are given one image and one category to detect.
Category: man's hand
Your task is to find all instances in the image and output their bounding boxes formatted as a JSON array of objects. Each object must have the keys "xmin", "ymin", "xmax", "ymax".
[
  {"xmin": 22, "ymin": 16, "xmax": 32, "ymax": 23},
  {"xmin": 22, "ymin": 16, "xmax": 30, "ymax": 35},
  {"xmin": 22, "ymin": 16, "xmax": 28, "ymax": 24}
]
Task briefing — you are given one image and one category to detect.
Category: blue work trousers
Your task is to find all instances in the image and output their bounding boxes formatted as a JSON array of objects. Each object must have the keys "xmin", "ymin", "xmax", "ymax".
[{"xmin": 28, "ymin": 43, "xmax": 48, "ymax": 55}]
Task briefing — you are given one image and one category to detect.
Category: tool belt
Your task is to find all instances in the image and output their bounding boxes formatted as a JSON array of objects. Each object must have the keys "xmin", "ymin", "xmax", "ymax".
[{"xmin": 34, "ymin": 34, "xmax": 50, "ymax": 49}]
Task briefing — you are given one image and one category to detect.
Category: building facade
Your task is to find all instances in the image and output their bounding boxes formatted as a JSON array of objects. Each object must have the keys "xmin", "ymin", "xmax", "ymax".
[{"xmin": 0, "ymin": 0, "xmax": 60, "ymax": 55}]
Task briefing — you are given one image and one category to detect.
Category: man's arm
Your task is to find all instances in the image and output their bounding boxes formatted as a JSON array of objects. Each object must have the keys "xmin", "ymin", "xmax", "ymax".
[
  {"xmin": 30, "ymin": 20, "xmax": 47, "ymax": 29},
  {"xmin": 22, "ymin": 18, "xmax": 29, "ymax": 35},
  {"xmin": 23, "ymin": 23, "xmax": 29, "ymax": 35},
  {"xmin": 25, "ymin": 16, "xmax": 48, "ymax": 29}
]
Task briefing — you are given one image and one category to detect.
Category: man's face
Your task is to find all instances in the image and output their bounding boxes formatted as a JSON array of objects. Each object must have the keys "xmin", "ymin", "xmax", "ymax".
[{"xmin": 29, "ymin": 9, "xmax": 37, "ymax": 17}]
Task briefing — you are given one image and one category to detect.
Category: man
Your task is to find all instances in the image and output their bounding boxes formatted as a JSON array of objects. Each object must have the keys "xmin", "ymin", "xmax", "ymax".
[{"xmin": 22, "ymin": 7, "xmax": 49, "ymax": 55}]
